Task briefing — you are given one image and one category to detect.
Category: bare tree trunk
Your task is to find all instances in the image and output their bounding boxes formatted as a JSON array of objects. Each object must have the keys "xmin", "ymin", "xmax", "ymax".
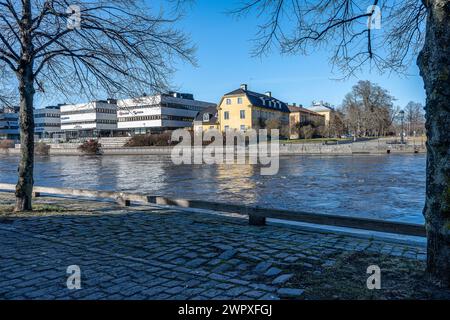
[
  {"xmin": 14, "ymin": 0, "xmax": 35, "ymax": 212},
  {"xmin": 417, "ymin": 0, "xmax": 450, "ymax": 287}
]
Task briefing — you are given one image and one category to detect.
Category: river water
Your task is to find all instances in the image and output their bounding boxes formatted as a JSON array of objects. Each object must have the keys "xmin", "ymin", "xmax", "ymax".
[{"xmin": 0, "ymin": 154, "xmax": 426, "ymax": 224}]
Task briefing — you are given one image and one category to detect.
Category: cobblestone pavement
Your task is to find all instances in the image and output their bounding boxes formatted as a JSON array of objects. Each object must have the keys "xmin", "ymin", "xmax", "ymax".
[{"xmin": 0, "ymin": 193, "xmax": 426, "ymax": 300}]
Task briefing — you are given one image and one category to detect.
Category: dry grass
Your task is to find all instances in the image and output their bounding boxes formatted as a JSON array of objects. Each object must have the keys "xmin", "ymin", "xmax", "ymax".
[
  {"xmin": 285, "ymin": 251, "xmax": 450, "ymax": 300},
  {"xmin": 0, "ymin": 203, "xmax": 70, "ymax": 217}
]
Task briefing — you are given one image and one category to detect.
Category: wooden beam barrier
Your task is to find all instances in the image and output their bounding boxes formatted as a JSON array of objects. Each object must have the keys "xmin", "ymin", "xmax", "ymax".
[
  {"xmin": 147, "ymin": 196, "xmax": 426, "ymax": 237},
  {"xmin": 0, "ymin": 184, "xmax": 426, "ymax": 237}
]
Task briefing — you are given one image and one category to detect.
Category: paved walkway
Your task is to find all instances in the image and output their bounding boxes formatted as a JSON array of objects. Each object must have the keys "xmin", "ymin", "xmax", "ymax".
[{"xmin": 0, "ymin": 193, "xmax": 425, "ymax": 300}]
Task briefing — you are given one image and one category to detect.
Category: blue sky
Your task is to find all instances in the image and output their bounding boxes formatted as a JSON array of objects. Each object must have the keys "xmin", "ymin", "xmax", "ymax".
[
  {"xmin": 167, "ymin": 1, "xmax": 425, "ymax": 108},
  {"xmin": 36, "ymin": 0, "xmax": 426, "ymax": 109}
]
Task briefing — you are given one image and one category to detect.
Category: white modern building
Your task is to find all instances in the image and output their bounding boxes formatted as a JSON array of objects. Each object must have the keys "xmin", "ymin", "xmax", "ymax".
[
  {"xmin": 117, "ymin": 92, "xmax": 216, "ymax": 134},
  {"xmin": 0, "ymin": 106, "xmax": 20, "ymax": 140},
  {"xmin": 60, "ymin": 100, "xmax": 118, "ymax": 138},
  {"xmin": 34, "ymin": 105, "xmax": 62, "ymax": 138}
]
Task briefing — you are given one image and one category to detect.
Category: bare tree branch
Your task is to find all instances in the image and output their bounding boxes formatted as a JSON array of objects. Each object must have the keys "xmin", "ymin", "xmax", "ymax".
[
  {"xmin": 230, "ymin": 0, "xmax": 426, "ymax": 77},
  {"xmin": 0, "ymin": 0, "xmax": 196, "ymax": 102}
]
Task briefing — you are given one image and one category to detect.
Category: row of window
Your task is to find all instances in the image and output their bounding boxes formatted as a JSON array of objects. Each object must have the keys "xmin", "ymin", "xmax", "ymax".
[
  {"xmin": 223, "ymin": 110, "xmax": 246, "ymax": 120},
  {"xmin": 223, "ymin": 125, "xmax": 247, "ymax": 131},
  {"xmin": 35, "ymin": 113, "xmax": 60, "ymax": 118},
  {"xmin": 0, "ymin": 116, "xmax": 18, "ymax": 121},
  {"xmin": 290, "ymin": 114, "xmax": 323, "ymax": 124},
  {"xmin": 35, "ymin": 123, "xmax": 61, "ymax": 127},
  {"xmin": 118, "ymin": 115, "xmax": 161, "ymax": 122},
  {"xmin": 118, "ymin": 115, "xmax": 195, "ymax": 122},
  {"xmin": 258, "ymin": 98, "xmax": 283, "ymax": 109},
  {"xmin": 61, "ymin": 120, "xmax": 118, "ymax": 125},
  {"xmin": 223, "ymin": 109, "xmax": 288, "ymax": 121},
  {"xmin": 253, "ymin": 109, "xmax": 288, "ymax": 118},
  {"xmin": 117, "ymin": 103, "xmax": 205, "ymax": 112},
  {"xmin": 225, "ymin": 97, "xmax": 243, "ymax": 105},
  {"xmin": 61, "ymin": 108, "xmax": 116, "ymax": 116}
]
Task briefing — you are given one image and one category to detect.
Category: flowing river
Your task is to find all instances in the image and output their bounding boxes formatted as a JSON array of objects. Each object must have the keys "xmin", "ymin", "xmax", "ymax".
[{"xmin": 0, "ymin": 153, "xmax": 426, "ymax": 224}]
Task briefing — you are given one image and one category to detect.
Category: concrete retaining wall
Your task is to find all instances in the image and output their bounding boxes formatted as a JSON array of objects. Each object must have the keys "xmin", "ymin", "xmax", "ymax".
[
  {"xmin": 279, "ymin": 141, "xmax": 425, "ymax": 155},
  {"xmin": 1, "ymin": 140, "xmax": 425, "ymax": 156}
]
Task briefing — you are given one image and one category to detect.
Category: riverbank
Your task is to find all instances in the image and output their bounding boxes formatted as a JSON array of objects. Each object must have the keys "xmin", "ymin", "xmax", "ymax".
[
  {"xmin": 0, "ymin": 138, "xmax": 426, "ymax": 156},
  {"xmin": 0, "ymin": 192, "xmax": 448, "ymax": 299}
]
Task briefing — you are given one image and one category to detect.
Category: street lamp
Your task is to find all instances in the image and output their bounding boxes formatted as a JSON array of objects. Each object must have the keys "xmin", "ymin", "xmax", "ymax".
[{"xmin": 399, "ymin": 110, "xmax": 405, "ymax": 144}]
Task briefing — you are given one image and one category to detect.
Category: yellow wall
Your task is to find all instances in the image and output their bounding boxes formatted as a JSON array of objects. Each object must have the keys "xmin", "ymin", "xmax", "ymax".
[
  {"xmin": 193, "ymin": 121, "xmax": 219, "ymax": 132},
  {"xmin": 218, "ymin": 94, "xmax": 253, "ymax": 131},
  {"xmin": 203, "ymin": 123, "xmax": 219, "ymax": 131},
  {"xmin": 289, "ymin": 113, "xmax": 300, "ymax": 139},
  {"xmin": 316, "ymin": 110, "xmax": 331, "ymax": 126},
  {"xmin": 218, "ymin": 94, "xmax": 288, "ymax": 132}
]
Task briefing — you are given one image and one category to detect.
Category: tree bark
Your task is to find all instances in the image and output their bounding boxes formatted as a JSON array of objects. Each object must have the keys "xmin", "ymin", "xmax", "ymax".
[
  {"xmin": 417, "ymin": 0, "xmax": 450, "ymax": 287},
  {"xmin": 14, "ymin": 0, "xmax": 35, "ymax": 212}
]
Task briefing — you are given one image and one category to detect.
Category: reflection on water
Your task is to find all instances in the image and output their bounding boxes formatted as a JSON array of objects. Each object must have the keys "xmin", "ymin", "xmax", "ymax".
[{"xmin": 0, "ymin": 154, "xmax": 426, "ymax": 223}]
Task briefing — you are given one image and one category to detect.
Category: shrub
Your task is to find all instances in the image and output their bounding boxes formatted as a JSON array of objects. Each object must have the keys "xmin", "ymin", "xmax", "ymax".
[
  {"xmin": 125, "ymin": 131, "xmax": 176, "ymax": 147},
  {"xmin": 264, "ymin": 118, "xmax": 290, "ymax": 139},
  {"xmin": 0, "ymin": 140, "xmax": 14, "ymax": 149},
  {"xmin": 35, "ymin": 142, "xmax": 50, "ymax": 155},
  {"xmin": 300, "ymin": 125, "xmax": 315, "ymax": 139},
  {"xmin": 78, "ymin": 139, "xmax": 102, "ymax": 154},
  {"xmin": 265, "ymin": 118, "xmax": 281, "ymax": 131}
]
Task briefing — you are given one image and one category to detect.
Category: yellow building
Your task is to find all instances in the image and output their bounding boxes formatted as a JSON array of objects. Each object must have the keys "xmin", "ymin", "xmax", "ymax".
[
  {"xmin": 218, "ymin": 84, "xmax": 290, "ymax": 132},
  {"xmin": 193, "ymin": 106, "xmax": 219, "ymax": 132},
  {"xmin": 288, "ymin": 104, "xmax": 325, "ymax": 139},
  {"xmin": 307, "ymin": 101, "xmax": 335, "ymax": 127}
]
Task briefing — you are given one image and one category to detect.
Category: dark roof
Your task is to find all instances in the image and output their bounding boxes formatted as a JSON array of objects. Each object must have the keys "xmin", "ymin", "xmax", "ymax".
[
  {"xmin": 223, "ymin": 88, "xmax": 290, "ymax": 113},
  {"xmin": 288, "ymin": 105, "xmax": 323, "ymax": 116},
  {"xmin": 194, "ymin": 106, "xmax": 218, "ymax": 124}
]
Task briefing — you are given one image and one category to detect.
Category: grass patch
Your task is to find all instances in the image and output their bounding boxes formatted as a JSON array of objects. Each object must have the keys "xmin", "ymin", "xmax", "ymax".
[
  {"xmin": 0, "ymin": 203, "xmax": 70, "ymax": 217},
  {"xmin": 282, "ymin": 138, "xmax": 351, "ymax": 144},
  {"xmin": 284, "ymin": 251, "xmax": 450, "ymax": 299}
]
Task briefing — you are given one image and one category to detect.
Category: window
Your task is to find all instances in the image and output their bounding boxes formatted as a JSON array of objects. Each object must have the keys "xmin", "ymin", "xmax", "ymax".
[
  {"xmin": 237, "ymin": 97, "xmax": 243, "ymax": 104},
  {"xmin": 224, "ymin": 125, "xmax": 229, "ymax": 131},
  {"xmin": 240, "ymin": 125, "xmax": 246, "ymax": 131},
  {"xmin": 224, "ymin": 111, "xmax": 229, "ymax": 120},
  {"xmin": 226, "ymin": 98, "xmax": 232, "ymax": 105},
  {"xmin": 203, "ymin": 113, "xmax": 210, "ymax": 122},
  {"xmin": 240, "ymin": 110, "xmax": 245, "ymax": 119}
]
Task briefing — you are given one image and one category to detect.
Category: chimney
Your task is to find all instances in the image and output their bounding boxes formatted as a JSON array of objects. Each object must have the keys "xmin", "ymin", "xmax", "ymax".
[
  {"xmin": 265, "ymin": 91, "xmax": 272, "ymax": 97},
  {"xmin": 240, "ymin": 84, "xmax": 248, "ymax": 91},
  {"xmin": 292, "ymin": 102, "xmax": 297, "ymax": 107}
]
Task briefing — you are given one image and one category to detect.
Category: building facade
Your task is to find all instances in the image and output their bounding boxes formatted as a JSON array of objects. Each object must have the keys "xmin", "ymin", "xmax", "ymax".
[
  {"xmin": 60, "ymin": 100, "xmax": 118, "ymax": 138},
  {"xmin": 117, "ymin": 92, "xmax": 215, "ymax": 134},
  {"xmin": 218, "ymin": 84, "xmax": 290, "ymax": 132},
  {"xmin": 288, "ymin": 104, "xmax": 325, "ymax": 139},
  {"xmin": 0, "ymin": 106, "xmax": 19, "ymax": 140},
  {"xmin": 34, "ymin": 105, "xmax": 62, "ymax": 138},
  {"xmin": 306, "ymin": 101, "xmax": 335, "ymax": 127},
  {"xmin": 193, "ymin": 106, "xmax": 219, "ymax": 133}
]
